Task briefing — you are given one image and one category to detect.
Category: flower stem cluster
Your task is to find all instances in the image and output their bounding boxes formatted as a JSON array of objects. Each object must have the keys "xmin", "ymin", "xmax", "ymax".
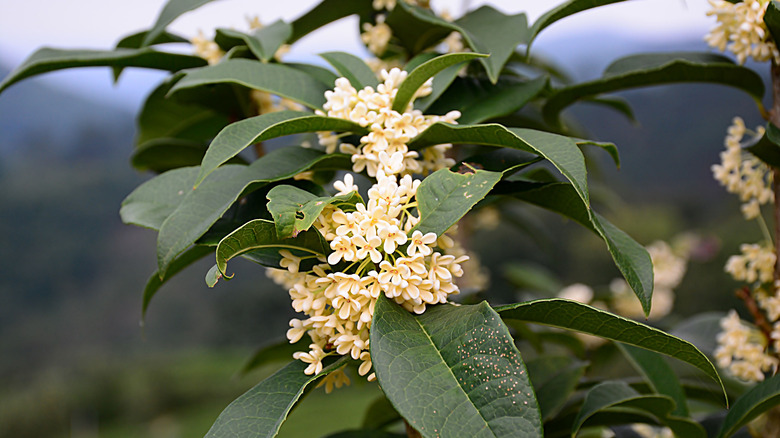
[
  {"xmin": 711, "ymin": 117, "xmax": 772, "ymax": 220},
  {"xmin": 706, "ymin": 0, "xmax": 780, "ymax": 65},
  {"xmin": 317, "ymin": 68, "xmax": 459, "ymax": 177},
  {"xmin": 268, "ymin": 173, "xmax": 468, "ymax": 382}
]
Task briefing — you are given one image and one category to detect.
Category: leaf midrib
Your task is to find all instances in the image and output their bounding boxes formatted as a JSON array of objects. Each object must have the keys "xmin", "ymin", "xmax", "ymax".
[{"xmin": 410, "ymin": 310, "xmax": 496, "ymax": 437}]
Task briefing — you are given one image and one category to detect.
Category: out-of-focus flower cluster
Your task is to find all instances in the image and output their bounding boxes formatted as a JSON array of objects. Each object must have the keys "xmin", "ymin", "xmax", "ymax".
[
  {"xmin": 715, "ymin": 310, "xmax": 778, "ymax": 381},
  {"xmin": 190, "ymin": 17, "xmax": 301, "ymax": 114},
  {"xmin": 317, "ymin": 68, "xmax": 459, "ymax": 177},
  {"xmin": 558, "ymin": 237, "xmax": 692, "ymax": 323},
  {"xmin": 705, "ymin": 0, "xmax": 780, "ymax": 64},
  {"xmin": 711, "ymin": 117, "xmax": 772, "ymax": 220},
  {"xmin": 267, "ymin": 173, "xmax": 468, "ymax": 385}
]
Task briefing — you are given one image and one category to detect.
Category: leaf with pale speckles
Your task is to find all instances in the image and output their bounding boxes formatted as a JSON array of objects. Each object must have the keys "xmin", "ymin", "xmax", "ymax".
[
  {"xmin": 266, "ymin": 185, "xmax": 363, "ymax": 239},
  {"xmin": 412, "ymin": 168, "xmax": 502, "ymax": 237},
  {"xmin": 496, "ymin": 299, "xmax": 726, "ymax": 405},
  {"xmin": 205, "ymin": 357, "xmax": 347, "ymax": 438},
  {"xmin": 371, "ymin": 296, "xmax": 543, "ymax": 438}
]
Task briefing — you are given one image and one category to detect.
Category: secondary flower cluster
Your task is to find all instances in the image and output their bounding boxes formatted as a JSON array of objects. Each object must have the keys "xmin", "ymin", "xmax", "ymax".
[
  {"xmin": 706, "ymin": 0, "xmax": 780, "ymax": 64},
  {"xmin": 711, "ymin": 117, "xmax": 772, "ymax": 220},
  {"xmin": 715, "ymin": 310, "xmax": 778, "ymax": 381},
  {"xmin": 317, "ymin": 68, "xmax": 459, "ymax": 177},
  {"xmin": 267, "ymin": 173, "xmax": 468, "ymax": 382}
]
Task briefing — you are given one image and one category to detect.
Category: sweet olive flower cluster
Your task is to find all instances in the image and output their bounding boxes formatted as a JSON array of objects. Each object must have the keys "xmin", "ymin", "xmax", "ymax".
[
  {"xmin": 706, "ymin": 0, "xmax": 780, "ymax": 65},
  {"xmin": 316, "ymin": 68, "xmax": 460, "ymax": 178},
  {"xmin": 711, "ymin": 117, "xmax": 772, "ymax": 220},
  {"xmin": 267, "ymin": 173, "xmax": 468, "ymax": 383}
]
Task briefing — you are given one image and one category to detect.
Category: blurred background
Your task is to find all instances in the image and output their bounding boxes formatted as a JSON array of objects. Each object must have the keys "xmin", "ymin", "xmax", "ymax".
[{"xmin": 0, "ymin": 0, "xmax": 768, "ymax": 436}]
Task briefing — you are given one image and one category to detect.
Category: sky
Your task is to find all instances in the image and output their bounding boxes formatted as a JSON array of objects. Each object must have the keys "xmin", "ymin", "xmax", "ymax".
[{"xmin": 0, "ymin": 0, "xmax": 717, "ymax": 109}]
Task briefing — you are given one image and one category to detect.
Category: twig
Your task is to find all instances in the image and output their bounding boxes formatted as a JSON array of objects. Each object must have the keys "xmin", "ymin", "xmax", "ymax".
[{"xmin": 736, "ymin": 286, "xmax": 774, "ymax": 343}]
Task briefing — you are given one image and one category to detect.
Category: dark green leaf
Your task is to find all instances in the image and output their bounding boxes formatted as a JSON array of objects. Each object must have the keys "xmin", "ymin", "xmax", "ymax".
[
  {"xmin": 619, "ymin": 343, "xmax": 689, "ymax": 417},
  {"xmin": 205, "ymin": 357, "xmax": 348, "ymax": 438},
  {"xmin": 168, "ymin": 60, "xmax": 331, "ymax": 110},
  {"xmin": 461, "ymin": 149, "xmax": 541, "ymax": 176},
  {"xmin": 495, "ymin": 298, "xmax": 726, "ymax": 403},
  {"xmin": 385, "ymin": 2, "xmax": 457, "ymax": 54},
  {"xmin": 214, "ymin": 219, "xmax": 328, "ymax": 279},
  {"xmin": 454, "ymin": 76, "xmax": 548, "ymax": 125},
  {"xmin": 717, "ymin": 374, "xmax": 780, "ymax": 438},
  {"xmin": 194, "ymin": 110, "xmax": 364, "ymax": 186},
  {"xmin": 526, "ymin": 356, "xmax": 588, "ymax": 420},
  {"xmin": 215, "ymin": 20, "xmax": 292, "ymax": 62},
  {"xmin": 136, "ymin": 79, "xmax": 229, "ymax": 146},
  {"xmin": 290, "ymin": 0, "xmax": 375, "ymax": 43},
  {"xmin": 747, "ymin": 122, "xmax": 780, "ymax": 168},
  {"xmin": 371, "ymin": 297, "xmax": 543, "ymax": 437},
  {"xmin": 576, "ymin": 138, "xmax": 620, "ymax": 169},
  {"xmin": 132, "ymin": 138, "xmax": 248, "ymax": 173},
  {"xmin": 529, "ymin": 0, "xmax": 628, "ymax": 49},
  {"xmin": 498, "ymin": 181, "xmax": 651, "ymax": 313},
  {"xmin": 413, "ymin": 168, "xmax": 502, "ymax": 236},
  {"xmin": 409, "ymin": 124, "xmax": 590, "ymax": 208},
  {"xmin": 413, "ymin": 57, "xmax": 463, "ymax": 112},
  {"xmin": 142, "ymin": 245, "xmax": 213, "ymax": 319},
  {"xmin": 543, "ymin": 52, "xmax": 765, "ymax": 126},
  {"xmin": 267, "ymin": 185, "xmax": 363, "ymax": 239},
  {"xmin": 454, "ymin": 6, "xmax": 529, "ymax": 83},
  {"xmin": 765, "ymin": 1, "xmax": 780, "ymax": 46},
  {"xmin": 324, "ymin": 431, "xmax": 406, "ymax": 438},
  {"xmin": 115, "ymin": 30, "xmax": 189, "ymax": 49},
  {"xmin": 157, "ymin": 147, "xmax": 349, "ymax": 276},
  {"xmin": 287, "ymin": 62, "xmax": 339, "ymax": 87},
  {"xmin": 392, "ymin": 52, "xmax": 488, "ymax": 113},
  {"xmin": 320, "ymin": 52, "xmax": 379, "ymax": 90},
  {"xmin": 573, "ymin": 381, "xmax": 705, "ymax": 438},
  {"xmin": 142, "ymin": 0, "xmax": 218, "ymax": 46},
  {"xmin": 586, "ymin": 95, "xmax": 637, "ymax": 124},
  {"xmin": 361, "ymin": 395, "xmax": 402, "ymax": 430},
  {"xmin": 120, "ymin": 166, "xmax": 200, "ymax": 231},
  {"xmin": 0, "ymin": 47, "xmax": 206, "ymax": 94}
]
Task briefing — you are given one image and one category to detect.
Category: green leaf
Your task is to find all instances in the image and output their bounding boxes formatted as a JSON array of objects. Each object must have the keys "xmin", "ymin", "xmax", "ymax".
[
  {"xmin": 361, "ymin": 395, "xmax": 402, "ymax": 430},
  {"xmin": 142, "ymin": 245, "xmax": 213, "ymax": 319},
  {"xmin": 495, "ymin": 298, "xmax": 726, "ymax": 404},
  {"xmin": 619, "ymin": 343, "xmax": 689, "ymax": 417},
  {"xmin": 215, "ymin": 21, "xmax": 292, "ymax": 62},
  {"xmin": 194, "ymin": 110, "xmax": 364, "ymax": 186},
  {"xmin": 413, "ymin": 57, "xmax": 463, "ymax": 112},
  {"xmin": 445, "ymin": 76, "xmax": 548, "ymax": 125},
  {"xmin": 241, "ymin": 338, "xmax": 307, "ymax": 375},
  {"xmin": 267, "ymin": 185, "xmax": 363, "ymax": 239},
  {"xmin": 141, "ymin": 0, "xmax": 217, "ymax": 46},
  {"xmin": 573, "ymin": 381, "xmax": 705, "ymax": 437},
  {"xmin": 409, "ymin": 124, "xmax": 590, "ymax": 208},
  {"xmin": 454, "ymin": 6, "xmax": 529, "ymax": 83},
  {"xmin": 747, "ymin": 122, "xmax": 780, "ymax": 168},
  {"xmin": 214, "ymin": 219, "xmax": 328, "ymax": 279},
  {"xmin": 413, "ymin": 168, "xmax": 502, "ymax": 236},
  {"xmin": 120, "ymin": 167, "xmax": 200, "ymax": 231},
  {"xmin": 287, "ymin": 62, "xmax": 339, "ymax": 87},
  {"xmin": 324, "ymin": 431, "xmax": 406, "ymax": 438},
  {"xmin": 765, "ymin": 1, "xmax": 780, "ymax": 45},
  {"xmin": 543, "ymin": 52, "xmax": 765, "ymax": 126},
  {"xmin": 586, "ymin": 95, "xmax": 637, "ymax": 124},
  {"xmin": 0, "ymin": 47, "xmax": 207, "ymax": 94},
  {"xmin": 371, "ymin": 297, "xmax": 543, "ymax": 438},
  {"xmin": 132, "ymin": 138, "xmax": 249, "ymax": 173},
  {"xmin": 320, "ymin": 52, "xmax": 379, "ymax": 90},
  {"xmin": 205, "ymin": 356, "xmax": 348, "ymax": 438},
  {"xmin": 136, "ymin": 79, "xmax": 229, "ymax": 146},
  {"xmin": 385, "ymin": 2, "xmax": 457, "ymax": 54},
  {"xmin": 168, "ymin": 60, "xmax": 331, "ymax": 111},
  {"xmin": 290, "ymin": 0, "xmax": 375, "ymax": 43},
  {"xmin": 497, "ymin": 181, "xmax": 651, "ymax": 313},
  {"xmin": 576, "ymin": 138, "xmax": 621, "ymax": 169},
  {"xmin": 115, "ymin": 29, "xmax": 189, "ymax": 49},
  {"xmin": 529, "ymin": 0, "xmax": 628, "ymax": 49},
  {"xmin": 461, "ymin": 149, "xmax": 541, "ymax": 176},
  {"xmin": 156, "ymin": 147, "xmax": 349, "ymax": 276},
  {"xmin": 718, "ymin": 374, "xmax": 780, "ymax": 438},
  {"xmin": 392, "ymin": 52, "xmax": 488, "ymax": 113},
  {"xmin": 526, "ymin": 356, "xmax": 588, "ymax": 420}
]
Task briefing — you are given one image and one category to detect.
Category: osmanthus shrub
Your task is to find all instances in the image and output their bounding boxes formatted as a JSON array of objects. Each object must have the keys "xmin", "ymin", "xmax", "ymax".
[{"xmin": 5, "ymin": 0, "xmax": 780, "ymax": 436}]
